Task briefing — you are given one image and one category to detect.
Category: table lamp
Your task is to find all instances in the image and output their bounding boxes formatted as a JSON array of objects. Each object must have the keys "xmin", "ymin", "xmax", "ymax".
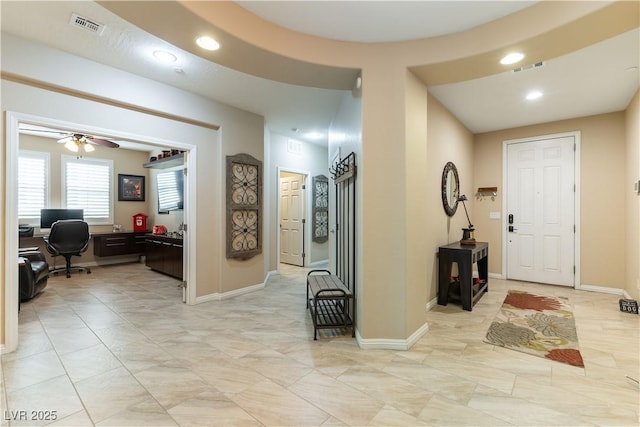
[{"xmin": 458, "ymin": 194, "xmax": 476, "ymax": 245}]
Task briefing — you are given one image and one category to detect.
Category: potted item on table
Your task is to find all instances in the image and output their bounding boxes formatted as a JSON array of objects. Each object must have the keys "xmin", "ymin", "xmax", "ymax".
[{"xmin": 153, "ymin": 224, "xmax": 167, "ymax": 235}]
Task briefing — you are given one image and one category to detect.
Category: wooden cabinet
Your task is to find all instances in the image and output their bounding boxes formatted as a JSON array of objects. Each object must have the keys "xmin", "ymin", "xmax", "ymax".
[
  {"xmin": 145, "ymin": 235, "xmax": 183, "ymax": 279},
  {"xmin": 93, "ymin": 231, "xmax": 149, "ymax": 257}
]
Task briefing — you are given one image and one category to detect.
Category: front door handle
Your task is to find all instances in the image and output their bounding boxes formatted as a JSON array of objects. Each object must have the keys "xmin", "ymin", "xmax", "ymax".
[{"xmin": 508, "ymin": 226, "xmax": 518, "ymax": 232}]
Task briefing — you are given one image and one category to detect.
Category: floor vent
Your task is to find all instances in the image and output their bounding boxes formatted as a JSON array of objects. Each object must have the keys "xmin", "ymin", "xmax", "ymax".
[
  {"xmin": 513, "ymin": 61, "xmax": 544, "ymax": 73},
  {"xmin": 69, "ymin": 13, "xmax": 105, "ymax": 36}
]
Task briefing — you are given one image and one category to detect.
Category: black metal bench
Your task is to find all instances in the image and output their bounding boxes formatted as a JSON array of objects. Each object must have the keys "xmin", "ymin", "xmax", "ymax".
[{"xmin": 306, "ymin": 269, "xmax": 355, "ymax": 340}]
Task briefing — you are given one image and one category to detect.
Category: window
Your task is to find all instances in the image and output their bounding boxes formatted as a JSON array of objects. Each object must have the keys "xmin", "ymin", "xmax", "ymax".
[
  {"xmin": 18, "ymin": 150, "xmax": 50, "ymax": 223},
  {"xmin": 157, "ymin": 170, "xmax": 184, "ymax": 212},
  {"xmin": 62, "ymin": 155, "xmax": 113, "ymax": 224}
]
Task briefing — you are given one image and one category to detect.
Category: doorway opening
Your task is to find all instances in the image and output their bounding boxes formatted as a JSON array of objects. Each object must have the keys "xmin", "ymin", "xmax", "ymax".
[
  {"xmin": 278, "ymin": 169, "xmax": 308, "ymax": 267},
  {"xmin": 5, "ymin": 111, "xmax": 198, "ymax": 353}
]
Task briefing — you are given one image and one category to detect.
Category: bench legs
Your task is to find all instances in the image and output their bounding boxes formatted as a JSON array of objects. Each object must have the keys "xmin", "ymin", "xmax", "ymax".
[{"xmin": 310, "ymin": 296, "xmax": 353, "ymax": 340}]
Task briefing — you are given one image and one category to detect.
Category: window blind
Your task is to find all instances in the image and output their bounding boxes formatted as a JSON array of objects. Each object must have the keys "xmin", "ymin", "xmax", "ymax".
[
  {"xmin": 157, "ymin": 170, "xmax": 184, "ymax": 212},
  {"xmin": 18, "ymin": 151, "xmax": 49, "ymax": 220},
  {"xmin": 62, "ymin": 156, "xmax": 113, "ymax": 223}
]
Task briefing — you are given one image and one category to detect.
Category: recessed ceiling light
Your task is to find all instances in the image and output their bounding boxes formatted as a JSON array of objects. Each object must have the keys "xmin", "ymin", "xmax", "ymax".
[
  {"xmin": 526, "ymin": 90, "xmax": 543, "ymax": 100},
  {"xmin": 500, "ymin": 52, "xmax": 525, "ymax": 65},
  {"xmin": 152, "ymin": 50, "xmax": 177, "ymax": 63},
  {"xmin": 196, "ymin": 36, "xmax": 220, "ymax": 51}
]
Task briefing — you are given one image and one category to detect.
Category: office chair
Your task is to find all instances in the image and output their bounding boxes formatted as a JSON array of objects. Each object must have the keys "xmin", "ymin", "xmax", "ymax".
[{"xmin": 44, "ymin": 220, "xmax": 91, "ymax": 278}]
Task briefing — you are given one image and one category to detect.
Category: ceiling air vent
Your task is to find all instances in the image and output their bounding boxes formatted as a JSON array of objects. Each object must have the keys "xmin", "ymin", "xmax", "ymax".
[
  {"xmin": 69, "ymin": 13, "xmax": 105, "ymax": 36},
  {"xmin": 513, "ymin": 61, "xmax": 544, "ymax": 73}
]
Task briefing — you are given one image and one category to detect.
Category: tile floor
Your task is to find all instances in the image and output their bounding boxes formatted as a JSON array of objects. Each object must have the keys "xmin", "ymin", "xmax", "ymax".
[{"xmin": 1, "ymin": 262, "xmax": 638, "ymax": 426}]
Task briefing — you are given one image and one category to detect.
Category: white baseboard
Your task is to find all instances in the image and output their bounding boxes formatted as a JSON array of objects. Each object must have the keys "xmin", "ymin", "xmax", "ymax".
[
  {"xmin": 356, "ymin": 322, "xmax": 429, "ymax": 351},
  {"xmin": 307, "ymin": 259, "xmax": 329, "ymax": 268},
  {"xmin": 264, "ymin": 270, "xmax": 277, "ymax": 284},
  {"xmin": 426, "ymin": 297, "xmax": 439, "ymax": 311},
  {"xmin": 489, "ymin": 272, "xmax": 504, "ymax": 279},
  {"xmin": 195, "ymin": 281, "xmax": 265, "ymax": 304},
  {"xmin": 623, "ymin": 290, "xmax": 634, "ymax": 299},
  {"xmin": 576, "ymin": 283, "xmax": 624, "ymax": 295},
  {"xmin": 0, "ymin": 344, "xmax": 5, "ymax": 355},
  {"xmin": 194, "ymin": 293, "xmax": 221, "ymax": 304}
]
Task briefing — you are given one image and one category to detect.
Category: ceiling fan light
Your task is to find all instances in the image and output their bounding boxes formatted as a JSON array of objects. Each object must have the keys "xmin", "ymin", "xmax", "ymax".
[
  {"xmin": 83, "ymin": 143, "xmax": 95, "ymax": 152},
  {"xmin": 65, "ymin": 139, "xmax": 79, "ymax": 152}
]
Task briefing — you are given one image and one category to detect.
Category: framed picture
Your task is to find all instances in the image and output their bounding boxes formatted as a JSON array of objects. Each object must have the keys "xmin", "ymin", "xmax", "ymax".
[{"xmin": 118, "ymin": 174, "xmax": 145, "ymax": 201}]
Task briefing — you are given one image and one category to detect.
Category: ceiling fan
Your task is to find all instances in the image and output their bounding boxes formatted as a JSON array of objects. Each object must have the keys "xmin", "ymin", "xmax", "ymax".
[
  {"xmin": 19, "ymin": 126, "xmax": 120, "ymax": 152},
  {"xmin": 57, "ymin": 133, "xmax": 120, "ymax": 153}
]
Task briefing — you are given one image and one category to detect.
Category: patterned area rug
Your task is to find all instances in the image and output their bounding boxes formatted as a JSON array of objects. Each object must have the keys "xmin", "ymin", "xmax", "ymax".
[{"xmin": 484, "ymin": 290, "xmax": 584, "ymax": 367}]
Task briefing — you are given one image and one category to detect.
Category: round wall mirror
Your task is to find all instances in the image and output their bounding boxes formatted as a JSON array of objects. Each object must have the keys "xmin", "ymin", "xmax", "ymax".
[{"xmin": 441, "ymin": 161, "xmax": 460, "ymax": 216}]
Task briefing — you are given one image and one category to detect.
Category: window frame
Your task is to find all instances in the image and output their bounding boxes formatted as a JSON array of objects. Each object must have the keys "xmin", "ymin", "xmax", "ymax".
[
  {"xmin": 18, "ymin": 149, "xmax": 50, "ymax": 226},
  {"xmin": 61, "ymin": 155, "xmax": 114, "ymax": 225}
]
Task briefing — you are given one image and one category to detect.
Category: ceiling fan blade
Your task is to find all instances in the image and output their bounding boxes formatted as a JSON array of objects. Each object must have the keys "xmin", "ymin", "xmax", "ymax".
[
  {"xmin": 57, "ymin": 135, "xmax": 75, "ymax": 144},
  {"xmin": 85, "ymin": 136, "xmax": 120, "ymax": 148}
]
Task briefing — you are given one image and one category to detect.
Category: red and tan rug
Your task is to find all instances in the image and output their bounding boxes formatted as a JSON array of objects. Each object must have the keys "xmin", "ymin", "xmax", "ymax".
[{"xmin": 484, "ymin": 290, "xmax": 584, "ymax": 367}]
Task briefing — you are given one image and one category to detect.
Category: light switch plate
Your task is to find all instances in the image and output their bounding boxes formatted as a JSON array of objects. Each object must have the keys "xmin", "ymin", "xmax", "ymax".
[{"xmin": 489, "ymin": 211, "xmax": 501, "ymax": 220}]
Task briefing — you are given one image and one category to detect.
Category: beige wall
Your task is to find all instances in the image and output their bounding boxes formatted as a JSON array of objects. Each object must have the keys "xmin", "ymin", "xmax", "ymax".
[
  {"xmin": 625, "ymin": 90, "xmax": 640, "ymax": 299},
  {"xmin": 474, "ymin": 112, "xmax": 627, "ymax": 289},
  {"xmin": 426, "ymin": 94, "xmax": 475, "ymax": 301},
  {"xmin": 404, "ymin": 71, "xmax": 429, "ymax": 334}
]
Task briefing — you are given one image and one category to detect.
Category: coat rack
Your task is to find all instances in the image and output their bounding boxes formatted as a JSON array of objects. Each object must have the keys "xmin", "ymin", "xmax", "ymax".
[{"xmin": 330, "ymin": 152, "xmax": 357, "ymax": 306}]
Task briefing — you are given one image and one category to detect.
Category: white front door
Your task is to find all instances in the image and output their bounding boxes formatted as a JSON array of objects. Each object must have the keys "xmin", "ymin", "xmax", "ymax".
[
  {"xmin": 506, "ymin": 135, "xmax": 575, "ymax": 286},
  {"xmin": 280, "ymin": 173, "xmax": 305, "ymax": 266}
]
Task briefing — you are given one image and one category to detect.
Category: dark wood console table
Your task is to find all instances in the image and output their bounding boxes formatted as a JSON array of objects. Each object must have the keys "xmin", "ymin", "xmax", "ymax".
[{"xmin": 438, "ymin": 241, "xmax": 488, "ymax": 311}]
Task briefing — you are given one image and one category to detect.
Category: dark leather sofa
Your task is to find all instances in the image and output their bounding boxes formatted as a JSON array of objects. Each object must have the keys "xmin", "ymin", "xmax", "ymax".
[{"xmin": 18, "ymin": 248, "xmax": 49, "ymax": 301}]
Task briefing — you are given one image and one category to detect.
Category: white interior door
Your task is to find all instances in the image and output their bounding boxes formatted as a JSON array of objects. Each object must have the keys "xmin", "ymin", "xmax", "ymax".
[
  {"xmin": 506, "ymin": 135, "xmax": 575, "ymax": 286},
  {"xmin": 280, "ymin": 173, "xmax": 304, "ymax": 266}
]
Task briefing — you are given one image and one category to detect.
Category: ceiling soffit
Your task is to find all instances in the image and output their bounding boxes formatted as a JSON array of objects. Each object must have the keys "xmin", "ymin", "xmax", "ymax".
[
  {"xmin": 100, "ymin": 1, "xmax": 638, "ymax": 90},
  {"xmin": 412, "ymin": 1, "xmax": 640, "ymax": 86},
  {"xmin": 97, "ymin": 1, "xmax": 360, "ymax": 90}
]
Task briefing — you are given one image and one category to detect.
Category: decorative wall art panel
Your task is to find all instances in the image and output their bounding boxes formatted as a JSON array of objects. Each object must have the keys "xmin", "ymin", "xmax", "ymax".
[
  {"xmin": 312, "ymin": 174, "xmax": 329, "ymax": 243},
  {"xmin": 226, "ymin": 153, "xmax": 262, "ymax": 260}
]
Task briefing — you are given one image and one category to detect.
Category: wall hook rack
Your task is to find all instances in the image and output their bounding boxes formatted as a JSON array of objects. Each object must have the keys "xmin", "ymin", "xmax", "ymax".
[{"xmin": 476, "ymin": 186, "xmax": 498, "ymax": 201}]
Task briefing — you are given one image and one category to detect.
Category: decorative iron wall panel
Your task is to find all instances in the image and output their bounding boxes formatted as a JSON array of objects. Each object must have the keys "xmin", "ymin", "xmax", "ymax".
[
  {"xmin": 226, "ymin": 153, "xmax": 262, "ymax": 260},
  {"xmin": 312, "ymin": 175, "xmax": 329, "ymax": 243}
]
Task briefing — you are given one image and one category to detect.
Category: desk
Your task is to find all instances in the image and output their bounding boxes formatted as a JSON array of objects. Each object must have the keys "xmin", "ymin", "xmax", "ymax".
[{"xmin": 438, "ymin": 241, "xmax": 488, "ymax": 311}]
